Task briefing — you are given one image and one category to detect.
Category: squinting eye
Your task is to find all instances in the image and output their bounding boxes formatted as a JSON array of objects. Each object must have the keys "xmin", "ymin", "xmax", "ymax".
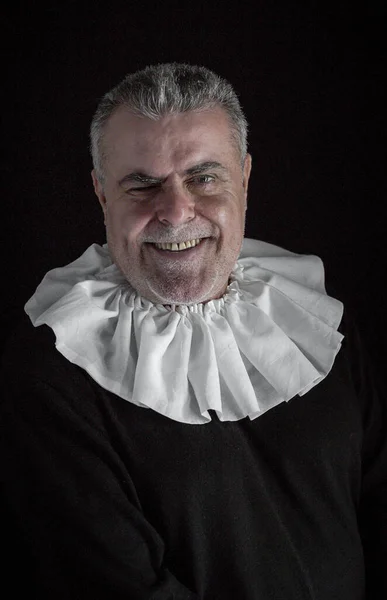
[{"xmin": 128, "ymin": 185, "xmax": 157, "ymax": 193}]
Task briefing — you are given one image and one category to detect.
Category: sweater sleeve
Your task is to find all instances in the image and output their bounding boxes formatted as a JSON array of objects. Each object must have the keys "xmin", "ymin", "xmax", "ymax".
[{"xmin": 0, "ymin": 331, "xmax": 198, "ymax": 599}]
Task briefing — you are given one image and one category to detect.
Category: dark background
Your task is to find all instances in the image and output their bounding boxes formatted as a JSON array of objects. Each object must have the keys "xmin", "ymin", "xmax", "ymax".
[{"xmin": 2, "ymin": 1, "xmax": 386, "ymax": 375}]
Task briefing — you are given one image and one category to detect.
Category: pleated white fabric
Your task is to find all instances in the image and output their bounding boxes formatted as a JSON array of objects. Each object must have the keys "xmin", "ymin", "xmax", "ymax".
[{"xmin": 25, "ymin": 238, "xmax": 344, "ymax": 424}]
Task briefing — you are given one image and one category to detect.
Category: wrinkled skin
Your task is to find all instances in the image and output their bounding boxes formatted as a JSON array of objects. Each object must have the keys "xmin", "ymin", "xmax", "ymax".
[{"xmin": 92, "ymin": 106, "xmax": 252, "ymax": 305}]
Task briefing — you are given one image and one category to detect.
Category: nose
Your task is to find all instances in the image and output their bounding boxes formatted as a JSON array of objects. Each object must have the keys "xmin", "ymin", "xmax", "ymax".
[{"xmin": 155, "ymin": 184, "xmax": 195, "ymax": 227}]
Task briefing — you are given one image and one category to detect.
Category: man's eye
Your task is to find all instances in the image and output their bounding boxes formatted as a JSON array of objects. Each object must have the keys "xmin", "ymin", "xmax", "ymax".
[
  {"xmin": 128, "ymin": 185, "xmax": 157, "ymax": 193},
  {"xmin": 191, "ymin": 174, "xmax": 215, "ymax": 185}
]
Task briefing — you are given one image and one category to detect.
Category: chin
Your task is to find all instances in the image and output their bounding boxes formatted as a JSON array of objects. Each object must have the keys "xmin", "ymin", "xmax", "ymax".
[{"xmin": 146, "ymin": 278, "xmax": 226, "ymax": 306}]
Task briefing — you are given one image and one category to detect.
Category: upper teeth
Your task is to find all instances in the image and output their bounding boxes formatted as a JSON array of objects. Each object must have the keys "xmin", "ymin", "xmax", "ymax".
[{"xmin": 154, "ymin": 238, "xmax": 203, "ymax": 251}]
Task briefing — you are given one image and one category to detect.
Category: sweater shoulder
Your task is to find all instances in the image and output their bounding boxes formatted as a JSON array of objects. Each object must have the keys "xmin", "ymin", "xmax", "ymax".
[
  {"xmin": 0, "ymin": 313, "xmax": 111, "ymax": 438},
  {"xmin": 2, "ymin": 312, "xmax": 64, "ymax": 369}
]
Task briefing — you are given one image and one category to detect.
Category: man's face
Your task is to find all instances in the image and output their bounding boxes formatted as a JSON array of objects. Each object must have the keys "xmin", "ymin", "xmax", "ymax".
[{"xmin": 92, "ymin": 106, "xmax": 252, "ymax": 305}]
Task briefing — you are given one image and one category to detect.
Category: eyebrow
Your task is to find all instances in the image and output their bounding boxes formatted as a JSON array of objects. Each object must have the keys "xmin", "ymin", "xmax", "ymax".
[{"xmin": 118, "ymin": 161, "xmax": 228, "ymax": 186}]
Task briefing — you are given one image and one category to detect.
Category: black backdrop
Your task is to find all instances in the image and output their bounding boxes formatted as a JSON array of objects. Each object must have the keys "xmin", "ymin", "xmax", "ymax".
[{"xmin": 3, "ymin": 1, "xmax": 386, "ymax": 376}]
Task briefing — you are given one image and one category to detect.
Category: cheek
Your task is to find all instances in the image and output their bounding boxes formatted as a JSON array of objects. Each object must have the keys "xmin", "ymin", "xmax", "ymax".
[
  {"xmin": 208, "ymin": 199, "xmax": 244, "ymax": 235},
  {"xmin": 106, "ymin": 202, "xmax": 151, "ymax": 241}
]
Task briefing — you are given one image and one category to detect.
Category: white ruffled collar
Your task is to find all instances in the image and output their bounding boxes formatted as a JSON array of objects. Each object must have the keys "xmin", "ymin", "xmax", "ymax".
[{"xmin": 25, "ymin": 238, "xmax": 344, "ymax": 424}]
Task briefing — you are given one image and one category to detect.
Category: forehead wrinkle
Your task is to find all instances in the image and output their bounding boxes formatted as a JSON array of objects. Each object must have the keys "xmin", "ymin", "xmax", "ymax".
[{"xmin": 104, "ymin": 107, "xmax": 239, "ymax": 183}]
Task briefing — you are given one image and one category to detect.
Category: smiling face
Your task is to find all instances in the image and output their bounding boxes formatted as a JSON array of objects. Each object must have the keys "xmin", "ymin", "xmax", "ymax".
[{"xmin": 92, "ymin": 106, "xmax": 252, "ymax": 305}]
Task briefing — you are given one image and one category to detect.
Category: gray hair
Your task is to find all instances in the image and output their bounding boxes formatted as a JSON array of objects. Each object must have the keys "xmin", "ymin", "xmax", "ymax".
[{"xmin": 90, "ymin": 62, "xmax": 248, "ymax": 184}]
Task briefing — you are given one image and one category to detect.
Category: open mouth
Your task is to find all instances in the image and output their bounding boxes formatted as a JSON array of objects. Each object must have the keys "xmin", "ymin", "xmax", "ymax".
[
  {"xmin": 151, "ymin": 238, "xmax": 206, "ymax": 251},
  {"xmin": 147, "ymin": 237, "xmax": 209, "ymax": 259}
]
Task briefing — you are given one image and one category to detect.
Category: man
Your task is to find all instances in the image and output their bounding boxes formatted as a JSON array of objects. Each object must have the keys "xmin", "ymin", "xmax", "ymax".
[{"xmin": 1, "ymin": 63, "xmax": 386, "ymax": 599}]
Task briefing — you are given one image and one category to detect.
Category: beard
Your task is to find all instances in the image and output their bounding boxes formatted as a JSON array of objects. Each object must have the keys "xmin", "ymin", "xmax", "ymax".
[{"xmin": 107, "ymin": 236, "xmax": 234, "ymax": 306}]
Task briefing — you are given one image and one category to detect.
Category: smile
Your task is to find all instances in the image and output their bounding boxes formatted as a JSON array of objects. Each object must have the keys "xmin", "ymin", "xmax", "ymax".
[
  {"xmin": 147, "ymin": 238, "xmax": 209, "ymax": 260},
  {"xmin": 153, "ymin": 238, "xmax": 204, "ymax": 251}
]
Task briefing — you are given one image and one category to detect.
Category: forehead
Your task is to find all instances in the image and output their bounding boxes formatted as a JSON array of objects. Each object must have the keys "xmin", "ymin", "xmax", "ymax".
[{"xmin": 102, "ymin": 106, "xmax": 237, "ymax": 177}]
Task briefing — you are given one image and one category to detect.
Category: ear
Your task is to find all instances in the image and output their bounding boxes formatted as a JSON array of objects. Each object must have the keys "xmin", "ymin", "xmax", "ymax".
[
  {"xmin": 242, "ymin": 153, "xmax": 252, "ymax": 203},
  {"xmin": 91, "ymin": 170, "xmax": 107, "ymax": 222}
]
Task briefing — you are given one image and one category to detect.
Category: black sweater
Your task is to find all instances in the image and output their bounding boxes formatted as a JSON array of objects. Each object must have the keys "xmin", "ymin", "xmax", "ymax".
[{"xmin": 1, "ymin": 313, "xmax": 386, "ymax": 599}]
